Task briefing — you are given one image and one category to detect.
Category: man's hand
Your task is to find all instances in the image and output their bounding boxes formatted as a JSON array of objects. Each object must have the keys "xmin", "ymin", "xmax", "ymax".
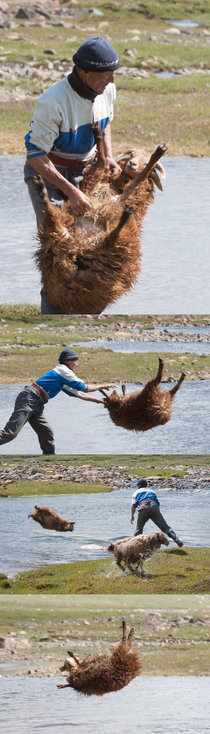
[
  {"xmin": 67, "ymin": 187, "xmax": 91, "ymax": 216},
  {"xmin": 130, "ymin": 518, "xmax": 134, "ymax": 524},
  {"xmin": 104, "ymin": 156, "xmax": 121, "ymax": 175},
  {"xmin": 100, "ymin": 383, "xmax": 116, "ymax": 390}
]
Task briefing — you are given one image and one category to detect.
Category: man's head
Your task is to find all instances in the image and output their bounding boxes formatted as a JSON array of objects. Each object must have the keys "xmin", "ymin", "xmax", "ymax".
[
  {"xmin": 59, "ymin": 349, "xmax": 78, "ymax": 372},
  {"xmin": 73, "ymin": 36, "xmax": 120, "ymax": 94},
  {"xmin": 137, "ymin": 478, "xmax": 147, "ymax": 489}
]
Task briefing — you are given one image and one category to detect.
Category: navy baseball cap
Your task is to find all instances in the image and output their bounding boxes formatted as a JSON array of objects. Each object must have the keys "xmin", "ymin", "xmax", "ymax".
[
  {"xmin": 73, "ymin": 37, "xmax": 120, "ymax": 72},
  {"xmin": 137, "ymin": 478, "xmax": 147, "ymax": 487},
  {"xmin": 59, "ymin": 349, "xmax": 78, "ymax": 363}
]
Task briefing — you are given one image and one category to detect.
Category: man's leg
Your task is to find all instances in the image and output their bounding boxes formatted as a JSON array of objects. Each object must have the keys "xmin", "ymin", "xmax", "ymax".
[
  {"xmin": 134, "ymin": 506, "xmax": 151, "ymax": 536},
  {"xmin": 0, "ymin": 388, "xmax": 33, "ymax": 445},
  {"xmin": 28, "ymin": 412, "xmax": 55, "ymax": 454},
  {"xmin": 150, "ymin": 502, "xmax": 183, "ymax": 547}
]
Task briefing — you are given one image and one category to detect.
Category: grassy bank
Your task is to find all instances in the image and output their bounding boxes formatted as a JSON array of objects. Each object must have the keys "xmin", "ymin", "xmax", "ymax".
[
  {"xmin": 0, "ymin": 481, "xmax": 113, "ymax": 498},
  {"xmin": 0, "ymin": 1, "xmax": 210, "ymax": 155},
  {"xmin": 0, "ymin": 347, "xmax": 209, "ymax": 384},
  {"xmin": 1, "ymin": 454, "xmax": 209, "ymax": 469},
  {"xmin": 1, "ymin": 548, "xmax": 209, "ymax": 594},
  {"xmin": 0, "ymin": 595, "xmax": 209, "ymax": 677}
]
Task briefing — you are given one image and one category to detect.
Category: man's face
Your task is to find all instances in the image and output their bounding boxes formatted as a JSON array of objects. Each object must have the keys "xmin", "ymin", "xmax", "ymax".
[
  {"xmin": 84, "ymin": 69, "xmax": 115, "ymax": 94},
  {"xmin": 65, "ymin": 359, "xmax": 78, "ymax": 372}
]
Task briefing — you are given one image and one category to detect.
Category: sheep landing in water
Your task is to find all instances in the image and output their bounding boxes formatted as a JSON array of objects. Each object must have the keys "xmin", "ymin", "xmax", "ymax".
[
  {"xmin": 34, "ymin": 123, "xmax": 166, "ymax": 314},
  {"xmin": 100, "ymin": 358, "xmax": 186, "ymax": 432},
  {"xmin": 28, "ymin": 505, "xmax": 75, "ymax": 532},
  {"xmin": 57, "ymin": 620, "xmax": 141, "ymax": 696}
]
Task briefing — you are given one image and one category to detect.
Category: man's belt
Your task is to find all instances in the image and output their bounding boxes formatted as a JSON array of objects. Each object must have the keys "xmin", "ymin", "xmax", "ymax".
[
  {"xmin": 47, "ymin": 152, "xmax": 96, "ymax": 170},
  {"xmin": 137, "ymin": 499, "xmax": 155, "ymax": 507},
  {"xmin": 31, "ymin": 383, "xmax": 49, "ymax": 404}
]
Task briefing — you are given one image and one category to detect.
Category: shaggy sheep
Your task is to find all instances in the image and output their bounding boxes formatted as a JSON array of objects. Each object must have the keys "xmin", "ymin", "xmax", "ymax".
[
  {"xmin": 28, "ymin": 505, "xmax": 75, "ymax": 532},
  {"xmin": 100, "ymin": 358, "xmax": 185, "ymax": 432},
  {"xmin": 35, "ymin": 122, "xmax": 166, "ymax": 314},
  {"xmin": 107, "ymin": 532, "xmax": 169, "ymax": 577},
  {"xmin": 57, "ymin": 620, "xmax": 141, "ymax": 696}
]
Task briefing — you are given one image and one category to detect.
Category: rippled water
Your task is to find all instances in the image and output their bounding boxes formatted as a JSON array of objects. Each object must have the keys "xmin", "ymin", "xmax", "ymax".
[
  {"xmin": 1, "ymin": 156, "xmax": 210, "ymax": 313},
  {"xmin": 0, "ymin": 381, "xmax": 209, "ymax": 455},
  {"xmin": 0, "ymin": 677, "xmax": 209, "ymax": 734},
  {"xmin": 74, "ymin": 339, "xmax": 210, "ymax": 354},
  {"xmin": 0, "ymin": 480, "xmax": 209, "ymax": 574}
]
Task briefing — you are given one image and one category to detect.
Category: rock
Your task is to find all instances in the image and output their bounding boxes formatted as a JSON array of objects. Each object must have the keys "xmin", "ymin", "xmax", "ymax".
[
  {"xmin": 164, "ymin": 27, "xmax": 181, "ymax": 35},
  {"xmin": 44, "ymin": 49, "xmax": 56, "ymax": 55}
]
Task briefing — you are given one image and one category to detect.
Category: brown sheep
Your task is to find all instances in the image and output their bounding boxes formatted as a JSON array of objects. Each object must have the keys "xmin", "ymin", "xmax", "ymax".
[
  {"xmin": 107, "ymin": 532, "xmax": 169, "ymax": 577},
  {"xmin": 57, "ymin": 620, "xmax": 141, "ymax": 696},
  {"xmin": 34, "ymin": 122, "xmax": 166, "ymax": 314},
  {"xmin": 100, "ymin": 358, "xmax": 185, "ymax": 432},
  {"xmin": 28, "ymin": 505, "xmax": 75, "ymax": 532}
]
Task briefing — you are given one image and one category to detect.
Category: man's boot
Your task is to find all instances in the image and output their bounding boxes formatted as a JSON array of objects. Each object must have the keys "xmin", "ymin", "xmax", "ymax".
[{"xmin": 168, "ymin": 529, "xmax": 183, "ymax": 548}]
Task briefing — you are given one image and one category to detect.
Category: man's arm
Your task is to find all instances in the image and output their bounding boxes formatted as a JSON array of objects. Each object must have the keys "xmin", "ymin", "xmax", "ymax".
[
  {"xmin": 29, "ymin": 155, "xmax": 91, "ymax": 216},
  {"xmin": 76, "ymin": 392, "xmax": 104, "ymax": 404},
  {"xmin": 130, "ymin": 506, "xmax": 136, "ymax": 524},
  {"xmin": 87, "ymin": 383, "xmax": 116, "ymax": 393},
  {"xmin": 102, "ymin": 123, "xmax": 121, "ymax": 174}
]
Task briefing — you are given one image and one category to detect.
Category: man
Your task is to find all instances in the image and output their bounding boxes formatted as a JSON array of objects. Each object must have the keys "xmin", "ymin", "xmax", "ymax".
[
  {"xmin": 130, "ymin": 478, "xmax": 183, "ymax": 547},
  {"xmin": 0, "ymin": 349, "xmax": 115, "ymax": 454},
  {"xmin": 24, "ymin": 36, "xmax": 121, "ymax": 313}
]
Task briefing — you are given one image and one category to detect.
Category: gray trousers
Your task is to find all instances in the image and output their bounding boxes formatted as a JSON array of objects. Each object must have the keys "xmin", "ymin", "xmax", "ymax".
[
  {"xmin": 0, "ymin": 386, "xmax": 55, "ymax": 454},
  {"xmin": 24, "ymin": 160, "xmax": 84, "ymax": 314},
  {"xmin": 134, "ymin": 500, "xmax": 171, "ymax": 536}
]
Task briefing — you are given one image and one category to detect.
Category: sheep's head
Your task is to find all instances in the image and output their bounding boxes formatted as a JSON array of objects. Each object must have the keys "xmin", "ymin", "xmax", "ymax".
[
  {"xmin": 154, "ymin": 532, "xmax": 169, "ymax": 547},
  {"xmin": 107, "ymin": 542, "xmax": 115, "ymax": 552},
  {"xmin": 116, "ymin": 148, "xmax": 166, "ymax": 190}
]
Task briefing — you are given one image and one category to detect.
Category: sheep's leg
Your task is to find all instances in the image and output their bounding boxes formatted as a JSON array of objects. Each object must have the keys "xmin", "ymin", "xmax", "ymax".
[
  {"xmin": 169, "ymin": 372, "xmax": 186, "ymax": 397},
  {"xmin": 122, "ymin": 384, "xmax": 126, "ymax": 396},
  {"xmin": 33, "ymin": 175, "xmax": 59, "ymax": 231},
  {"xmin": 117, "ymin": 560, "xmax": 127, "ymax": 573},
  {"xmin": 122, "ymin": 620, "xmax": 127, "ymax": 641},
  {"xmin": 120, "ymin": 144, "xmax": 167, "ymax": 203},
  {"xmin": 127, "ymin": 627, "xmax": 134, "ymax": 645},
  {"xmin": 104, "ymin": 205, "xmax": 133, "ymax": 248},
  {"xmin": 81, "ymin": 122, "xmax": 106, "ymax": 194},
  {"xmin": 57, "ymin": 683, "xmax": 71, "ymax": 689},
  {"xmin": 153, "ymin": 357, "xmax": 164, "ymax": 385}
]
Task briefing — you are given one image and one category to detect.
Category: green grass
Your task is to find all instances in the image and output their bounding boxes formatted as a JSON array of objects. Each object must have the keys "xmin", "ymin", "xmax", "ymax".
[
  {"xmin": 0, "ymin": 481, "xmax": 113, "ymax": 498},
  {"xmin": 0, "ymin": 593, "xmax": 209, "ymax": 676},
  {"xmin": 0, "ymin": 347, "xmax": 209, "ymax": 384},
  {"xmin": 0, "ymin": 0, "xmax": 210, "ymax": 154},
  {"xmin": 2, "ymin": 548, "xmax": 209, "ymax": 594},
  {"xmin": 1, "ymin": 454, "xmax": 209, "ymax": 468}
]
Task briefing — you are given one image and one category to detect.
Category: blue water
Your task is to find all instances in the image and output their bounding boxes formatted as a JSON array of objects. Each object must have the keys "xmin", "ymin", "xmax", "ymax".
[
  {"xmin": 0, "ymin": 677, "xmax": 209, "ymax": 734},
  {"xmin": 74, "ymin": 340, "xmax": 210, "ymax": 354},
  {"xmin": 0, "ymin": 380, "xmax": 209, "ymax": 455},
  {"xmin": 1, "ymin": 156, "xmax": 210, "ymax": 313}
]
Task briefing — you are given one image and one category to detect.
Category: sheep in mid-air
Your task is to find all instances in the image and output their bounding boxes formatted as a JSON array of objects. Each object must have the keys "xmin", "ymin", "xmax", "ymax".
[
  {"xmin": 57, "ymin": 620, "xmax": 141, "ymax": 695},
  {"xmin": 100, "ymin": 358, "xmax": 185, "ymax": 432},
  {"xmin": 28, "ymin": 505, "xmax": 75, "ymax": 532}
]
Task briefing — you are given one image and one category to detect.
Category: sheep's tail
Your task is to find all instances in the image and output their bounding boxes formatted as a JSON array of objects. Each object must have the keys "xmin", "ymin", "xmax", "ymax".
[{"xmin": 121, "ymin": 143, "xmax": 167, "ymax": 203}]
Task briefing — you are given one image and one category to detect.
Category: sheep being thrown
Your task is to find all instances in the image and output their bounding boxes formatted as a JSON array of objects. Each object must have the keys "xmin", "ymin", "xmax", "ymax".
[
  {"xmin": 35, "ymin": 123, "xmax": 166, "ymax": 314},
  {"xmin": 28, "ymin": 505, "xmax": 75, "ymax": 532},
  {"xmin": 57, "ymin": 620, "xmax": 141, "ymax": 696},
  {"xmin": 100, "ymin": 358, "xmax": 186, "ymax": 432}
]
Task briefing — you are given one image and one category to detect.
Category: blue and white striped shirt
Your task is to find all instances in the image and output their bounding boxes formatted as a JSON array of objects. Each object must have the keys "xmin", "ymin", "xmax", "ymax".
[
  {"xmin": 36, "ymin": 364, "xmax": 88, "ymax": 399},
  {"xmin": 25, "ymin": 76, "xmax": 116, "ymax": 160}
]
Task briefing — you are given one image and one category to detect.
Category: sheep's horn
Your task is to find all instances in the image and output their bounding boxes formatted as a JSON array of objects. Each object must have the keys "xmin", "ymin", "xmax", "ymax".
[{"xmin": 150, "ymin": 170, "xmax": 163, "ymax": 191}]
